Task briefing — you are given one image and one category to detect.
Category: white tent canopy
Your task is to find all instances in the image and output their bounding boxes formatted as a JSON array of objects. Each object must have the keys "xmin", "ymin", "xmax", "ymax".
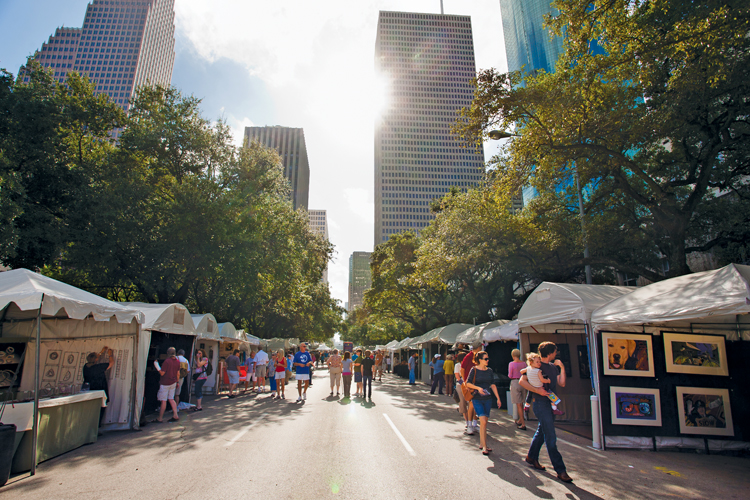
[
  {"xmin": 484, "ymin": 319, "xmax": 519, "ymax": 342},
  {"xmin": 410, "ymin": 324, "xmax": 472, "ymax": 346},
  {"xmin": 455, "ymin": 320, "xmax": 511, "ymax": 345},
  {"xmin": 123, "ymin": 302, "xmax": 195, "ymax": 335},
  {"xmin": 518, "ymin": 282, "xmax": 635, "ymax": 328},
  {"xmin": 1, "ymin": 269, "xmax": 144, "ymax": 324},
  {"xmin": 191, "ymin": 313, "xmax": 219, "ymax": 340},
  {"xmin": 592, "ymin": 264, "xmax": 750, "ymax": 337}
]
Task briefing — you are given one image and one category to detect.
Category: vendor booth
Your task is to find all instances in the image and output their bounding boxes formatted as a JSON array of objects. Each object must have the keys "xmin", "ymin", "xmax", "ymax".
[
  {"xmin": 0, "ymin": 269, "xmax": 144, "ymax": 475},
  {"xmin": 517, "ymin": 283, "xmax": 635, "ymax": 426},
  {"xmin": 590, "ymin": 263, "xmax": 750, "ymax": 452},
  {"xmin": 127, "ymin": 303, "xmax": 197, "ymax": 417},
  {"xmin": 409, "ymin": 324, "xmax": 471, "ymax": 383},
  {"xmin": 389, "ymin": 337, "xmax": 412, "ymax": 379},
  {"xmin": 192, "ymin": 315, "xmax": 221, "ymax": 396}
]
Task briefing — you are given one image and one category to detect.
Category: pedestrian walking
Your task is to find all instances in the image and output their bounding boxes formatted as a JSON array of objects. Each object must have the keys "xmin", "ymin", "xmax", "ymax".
[
  {"xmin": 293, "ymin": 343, "xmax": 314, "ymax": 402},
  {"xmin": 327, "ymin": 348, "xmax": 343, "ymax": 396},
  {"xmin": 342, "ymin": 351, "xmax": 353, "ymax": 398},
  {"xmin": 244, "ymin": 350, "xmax": 256, "ymax": 393},
  {"xmin": 226, "ymin": 349, "xmax": 241, "ymax": 398},
  {"xmin": 443, "ymin": 354, "xmax": 455, "ymax": 397},
  {"xmin": 155, "ymin": 347, "xmax": 181, "ymax": 423},
  {"xmin": 408, "ymin": 352, "xmax": 418, "ymax": 385},
  {"xmin": 454, "ymin": 352, "xmax": 469, "ymax": 429},
  {"xmin": 374, "ymin": 350, "xmax": 384, "ymax": 382},
  {"xmin": 386, "ymin": 355, "xmax": 391, "ymax": 374},
  {"xmin": 463, "ymin": 350, "xmax": 501, "ymax": 455},
  {"xmin": 274, "ymin": 350, "xmax": 287, "ymax": 399},
  {"xmin": 519, "ymin": 341, "xmax": 573, "ymax": 483},
  {"xmin": 268, "ymin": 355, "xmax": 277, "ymax": 397},
  {"xmin": 429, "ymin": 354, "xmax": 445, "ymax": 394},
  {"xmin": 175, "ymin": 349, "xmax": 190, "ymax": 406},
  {"xmin": 192, "ymin": 349, "xmax": 208, "ymax": 411},
  {"xmin": 508, "ymin": 349, "xmax": 527, "ymax": 430},
  {"xmin": 254, "ymin": 348, "xmax": 269, "ymax": 393},
  {"xmin": 360, "ymin": 349, "xmax": 375, "ymax": 399},
  {"xmin": 461, "ymin": 342, "xmax": 482, "ymax": 434},
  {"xmin": 352, "ymin": 349, "xmax": 364, "ymax": 396}
]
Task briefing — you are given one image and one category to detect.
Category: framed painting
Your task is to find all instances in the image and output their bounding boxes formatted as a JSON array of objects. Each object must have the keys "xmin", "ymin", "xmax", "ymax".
[
  {"xmin": 609, "ymin": 387, "xmax": 662, "ymax": 426},
  {"xmin": 676, "ymin": 387, "xmax": 733, "ymax": 436},
  {"xmin": 601, "ymin": 332, "xmax": 655, "ymax": 377},
  {"xmin": 663, "ymin": 332, "xmax": 728, "ymax": 376}
]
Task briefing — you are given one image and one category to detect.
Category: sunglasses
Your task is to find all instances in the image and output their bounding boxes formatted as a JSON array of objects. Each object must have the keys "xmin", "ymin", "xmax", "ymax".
[{"xmin": 479, "ymin": 357, "xmax": 489, "ymax": 361}]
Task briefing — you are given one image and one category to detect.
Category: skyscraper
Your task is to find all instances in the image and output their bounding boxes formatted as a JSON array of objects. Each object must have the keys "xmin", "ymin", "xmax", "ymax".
[
  {"xmin": 19, "ymin": 0, "xmax": 176, "ymax": 112},
  {"xmin": 374, "ymin": 11, "xmax": 485, "ymax": 246},
  {"xmin": 348, "ymin": 251, "xmax": 372, "ymax": 312},
  {"xmin": 244, "ymin": 126, "xmax": 310, "ymax": 211},
  {"xmin": 499, "ymin": 0, "xmax": 563, "ymax": 75},
  {"xmin": 308, "ymin": 209, "xmax": 329, "ymax": 284}
]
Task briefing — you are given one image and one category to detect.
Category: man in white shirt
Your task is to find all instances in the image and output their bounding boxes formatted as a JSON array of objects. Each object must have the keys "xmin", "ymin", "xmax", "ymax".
[
  {"xmin": 175, "ymin": 349, "xmax": 190, "ymax": 406},
  {"xmin": 253, "ymin": 349, "xmax": 269, "ymax": 393}
]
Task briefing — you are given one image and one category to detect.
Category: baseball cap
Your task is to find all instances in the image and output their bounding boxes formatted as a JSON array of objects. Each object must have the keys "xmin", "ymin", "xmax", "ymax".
[{"xmin": 434, "ymin": 354, "xmax": 441, "ymax": 358}]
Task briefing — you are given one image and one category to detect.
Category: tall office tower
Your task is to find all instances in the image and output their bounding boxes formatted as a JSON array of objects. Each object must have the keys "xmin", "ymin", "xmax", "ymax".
[
  {"xmin": 348, "ymin": 251, "xmax": 372, "ymax": 312},
  {"xmin": 499, "ymin": 0, "xmax": 563, "ymax": 75},
  {"xmin": 19, "ymin": 0, "xmax": 175, "ymax": 112},
  {"xmin": 374, "ymin": 11, "xmax": 485, "ymax": 246},
  {"xmin": 244, "ymin": 126, "xmax": 310, "ymax": 211},
  {"xmin": 308, "ymin": 209, "xmax": 329, "ymax": 283}
]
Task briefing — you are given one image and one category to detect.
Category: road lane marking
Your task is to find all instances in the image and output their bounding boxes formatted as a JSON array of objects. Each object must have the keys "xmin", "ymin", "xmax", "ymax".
[
  {"xmin": 226, "ymin": 413, "xmax": 267, "ymax": 446},
  {"xmin": 383, "ymin": 413, "xmax": 416, "ymax": 456}
]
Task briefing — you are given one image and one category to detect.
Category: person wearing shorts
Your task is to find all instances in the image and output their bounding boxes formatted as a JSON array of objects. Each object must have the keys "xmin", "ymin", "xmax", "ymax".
[
  {"xmin": 293, "ymin": 343, "xmax": 313, "ymax": 402},
  {"xmin": 155, "ymin": 347, "xmax": 181, "ymax": 423},
  {"xmin": 508, "ymin": 348, "xmax": 527, "ymax": 430},
  {"xmin": 274, "ymin": 350, "xmax": 287, "ymax": 399},
  {"xmin": 352, "ymin": 349, "xmax": 364, "ymax": 397},
  {"xmin": 254, "ymin": 348, "xmax": 269, "ymax": 393},
  {"xmin": 226, "ymin": 349, "xmax": 241, "ymax": 398},
  {"xmin": 464, "ymin": 351, "xmax": 501, "ymax": 455}
]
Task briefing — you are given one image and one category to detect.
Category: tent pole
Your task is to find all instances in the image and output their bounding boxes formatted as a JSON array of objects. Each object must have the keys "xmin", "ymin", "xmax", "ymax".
[
  {"xmin": 187, "ymin": 337, "xmax": 197, "ymax": 405},
  {"xmin": 31, "ymin": 294, "xmax": 44, "ymax": 476},
  {"xmin": 130, "ymin": 325, "xmax": 139, "ymax": 430}
]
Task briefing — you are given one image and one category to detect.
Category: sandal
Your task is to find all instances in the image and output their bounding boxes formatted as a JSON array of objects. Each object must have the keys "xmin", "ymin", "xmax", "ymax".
[
  {"xmin": 168, "ymin": 417, "xmax": 180, "ymax": 422},
  {"xmin": 517, "ymin": 425, "xmax": 527, "ymax": 430},
  {"xmin": 152, "ymin": 419, "xmax": 164, "ymax": 424},
  {"xmin": 478, "ymin": 446, "xmax": 493, "ymax": 452},
  {"xmin": 482, "ymin": 449, "xmax": 491, "ymax": 456}
]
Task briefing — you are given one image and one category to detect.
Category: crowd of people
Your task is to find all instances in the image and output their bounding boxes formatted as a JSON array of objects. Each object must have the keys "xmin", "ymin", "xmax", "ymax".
[{"xmin": 143, "ymin": 339, "xmax": 572, "ymax": 484}]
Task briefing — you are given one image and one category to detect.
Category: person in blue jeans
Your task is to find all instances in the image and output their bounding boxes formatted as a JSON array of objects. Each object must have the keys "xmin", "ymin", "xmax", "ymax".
[
  {"xmin": 408, "ymin": 353, "xmax": 418, "ymax": 384},
  {"xmin": 519, "ymin": 341, "xmax": 573, "ymax": 483},
  {"xmin": 429, "ymin": 354, "xmax": 445, "ymax": 394}
]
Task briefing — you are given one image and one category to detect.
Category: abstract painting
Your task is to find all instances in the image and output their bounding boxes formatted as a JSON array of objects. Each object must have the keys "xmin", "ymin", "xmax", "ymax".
[
  {"xmin": 676, "ymin": 387, "xmax": 733, "ymax": 436},
  {"xmin": 609, "ymin": 386, "xmax": 662, "ymax": 426},
  {"xmin": 663, "ymin": 332, "xmax": 728, "ymax": 376}
]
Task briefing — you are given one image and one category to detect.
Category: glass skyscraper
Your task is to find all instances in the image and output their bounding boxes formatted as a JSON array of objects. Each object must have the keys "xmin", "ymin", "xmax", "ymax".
[
  {"xmin": 499, "ymin": 0, "xmax": 563, "ymax": 75},
  {"xmin": 374, "ymin": 11, "xmax": 485, "ymax": 246},
  {"xmin": 348, "ymin": 251, "xmax": 372, "ymax": 312},
  {"xmin": 19, "ymin": 0, "xmax": 176, "ymax": 112}
]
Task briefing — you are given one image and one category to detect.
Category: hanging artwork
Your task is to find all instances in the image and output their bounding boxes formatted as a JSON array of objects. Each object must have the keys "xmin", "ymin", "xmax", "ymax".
[
  {"xmin": 609, "ymin": 387, "xmax": 662, "ymax": 426},
  {"xmin": 577, "ymin": 345, "xmax": 591, "ymax": 379},
  {"xmin": 42, "ymin": 364, "xmax": 59, "ymax": 382},
  {"xmin": 46, "ymin": 349, "xmax": 62, "ymax": 365},
  {"xmin": 663, "ymin": 332, "xmax": 728, "ymax": 376},
  {"xmin": 676, "ymin": 387, "xmax": 734, "ymax": 436},
  {"xmin": 601, "ymin": 332, "xmax": 655, "ymax": 377},
  {"xmin": 62, "ymin": 351, "xmax": 80, "ymax": 368}
]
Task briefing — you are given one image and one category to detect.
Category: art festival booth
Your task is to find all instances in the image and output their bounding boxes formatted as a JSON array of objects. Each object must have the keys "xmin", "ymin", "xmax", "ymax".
[
  {"xmin": 0, "ymin": 269, "xmax": 144, "ymax": 476},
  {"xmin": 192, "ymin": 315, "xmax": 221, "ymax": 396},
  {"xmin": 517, "ymin": 282, "xmax": 635, "ymax": 438},
  {"xmin": 126, "ymin": 303, "xmax": 197, "ymax": 417},
  {"xmin": 389, "ymin": 337, "xmax": 412, "ymax": 378},
  {"xmin": 590, "ymin": 263, "xmax": 750, "ymax": 452},
  {"xmin": 409, "ymin": 324, "xmax": 471, "ymax": 383}
]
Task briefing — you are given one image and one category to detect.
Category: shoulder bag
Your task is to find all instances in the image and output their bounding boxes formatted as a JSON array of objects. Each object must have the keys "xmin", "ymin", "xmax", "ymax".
[{"xmin": 461, "ymin": 368, "xmax": 477, "ymax": 403}]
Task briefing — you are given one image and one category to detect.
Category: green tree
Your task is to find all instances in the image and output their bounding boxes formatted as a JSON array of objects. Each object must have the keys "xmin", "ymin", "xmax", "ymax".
[{"xmin": 455, "ymin": 0, "xmax": 750, "ymax": 280}]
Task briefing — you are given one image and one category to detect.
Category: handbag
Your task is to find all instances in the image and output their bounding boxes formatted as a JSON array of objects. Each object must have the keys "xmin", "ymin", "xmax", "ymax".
[{"xmin": 461, "ymin": 368, "xmax": 477, "ymax": 403}]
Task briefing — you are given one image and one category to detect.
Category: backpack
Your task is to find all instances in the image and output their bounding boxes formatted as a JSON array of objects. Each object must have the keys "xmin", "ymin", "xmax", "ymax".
[
  {"xmin": 205, "ymin": 359, "xmax": 213, "ymax": 376},
  {"xmin": 179, "ymin": 359, "xmax": 189, "ymax": 379}
]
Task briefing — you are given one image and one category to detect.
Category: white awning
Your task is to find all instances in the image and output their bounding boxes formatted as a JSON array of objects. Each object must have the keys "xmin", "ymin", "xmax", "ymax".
[
  {"xmin": 483, "ymin": 319, "xmax": 519, "ymax": 342},
  {"xmin": 518, "ymin": 282, "xmax": 635, "ymax": 327},
  {"xmin": 191, "ymin": 313, "xmax": 219, "ymax": 339},
  {"xmin": 592, "ymin": 264, "xmax": 750, "ymax": 329},
  {"xmin": 455, "ymin": 320, "xmax": 512, "ymax": 344},
  {"xmin": 124, "ymin": 302, "xmax": 196, "ymax": 335},
  {"xmin": 0, "ymin": 269, "xmax": 143, "ymax": 324}
]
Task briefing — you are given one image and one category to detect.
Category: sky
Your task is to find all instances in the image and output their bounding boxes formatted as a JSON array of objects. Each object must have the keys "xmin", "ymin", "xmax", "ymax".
[{"xmin": 0, "ymin": 0, "xmax": 507, "ymax": 310}]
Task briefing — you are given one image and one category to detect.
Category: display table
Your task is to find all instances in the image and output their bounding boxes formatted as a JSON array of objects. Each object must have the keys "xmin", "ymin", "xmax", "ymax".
[{"xmin": 3, "ymin": 391, "xmax": 107, "ymax": 473}]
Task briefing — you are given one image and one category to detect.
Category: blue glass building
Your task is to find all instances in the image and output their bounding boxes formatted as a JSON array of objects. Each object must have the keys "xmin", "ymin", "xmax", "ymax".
[{"xmin": 499, "ymin": 0, "xmax": 563, "ymax": 75}]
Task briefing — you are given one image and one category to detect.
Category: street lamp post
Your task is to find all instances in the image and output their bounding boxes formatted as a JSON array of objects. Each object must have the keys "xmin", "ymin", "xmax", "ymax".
[{"xmin": 487, "ymin": 130, "xmax": 592, "ymax": 284}]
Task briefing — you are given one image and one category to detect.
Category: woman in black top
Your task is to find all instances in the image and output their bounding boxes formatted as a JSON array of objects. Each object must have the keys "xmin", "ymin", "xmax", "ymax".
[{"xmin": 464, "ymin": 351, "xmax": 501, "ymax": 455}]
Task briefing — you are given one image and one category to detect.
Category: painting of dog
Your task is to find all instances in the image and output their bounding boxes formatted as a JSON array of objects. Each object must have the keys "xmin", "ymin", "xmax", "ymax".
[{"xmin": 602, "ymin": 332, "xmax": 654, "ymax": 377}]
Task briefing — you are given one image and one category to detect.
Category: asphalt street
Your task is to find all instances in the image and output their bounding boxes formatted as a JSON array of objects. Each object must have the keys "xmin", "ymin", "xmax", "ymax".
[{"xmin": 2, "ymin": 370, "xmax": 748, "ymax": 499}]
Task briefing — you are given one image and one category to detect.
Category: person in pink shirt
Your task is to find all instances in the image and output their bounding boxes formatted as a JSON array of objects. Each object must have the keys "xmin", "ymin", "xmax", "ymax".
[{"xmin": 508, "ymin": 349, "xmax": 528, "ymax": 430}]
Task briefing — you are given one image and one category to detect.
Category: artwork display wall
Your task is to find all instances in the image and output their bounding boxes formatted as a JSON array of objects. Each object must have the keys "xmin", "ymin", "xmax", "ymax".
[{"xmin": 663, "ymin": 333, "xmax": 728, "ymax": 376}]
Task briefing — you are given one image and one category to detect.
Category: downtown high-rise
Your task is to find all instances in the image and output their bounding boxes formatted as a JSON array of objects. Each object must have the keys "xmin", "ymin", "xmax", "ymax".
[
  {"xmin": 308, "ymin": 209, "xmax": 329, "ymax": 284},
  {"xmin": 499, "ymin": 0, "xmax": 563, "ymax": 75},
  {"xmin": 19, "ymin": 0, "xmax": 176, "ymax": 112},
  {"xmin": 348, "ymin": 251, "xmax": 372, "ymax": 312},
  {"xmin": 374, "ymin": 11, "xmax": 485, "ymax": 246},
  {"xmin": 244, "ymin": 126, "xmax": 310, "ymax": 211}
]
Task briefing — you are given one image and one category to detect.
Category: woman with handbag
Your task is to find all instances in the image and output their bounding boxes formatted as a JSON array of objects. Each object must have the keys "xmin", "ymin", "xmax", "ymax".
[
  {"xmin": 463, "ymin": 351, "xmax": 501, "ymax": 455},
  {"xmin": 192, "ymin": 350, "xmax": 209, "ymax": 411},
  {"xmin": 327, "ymin": 349, "xmax": 343, "ymax": 396},
  {"xmin": 454, "ymin": 353, "xmax": 470, "ymax": 432}
]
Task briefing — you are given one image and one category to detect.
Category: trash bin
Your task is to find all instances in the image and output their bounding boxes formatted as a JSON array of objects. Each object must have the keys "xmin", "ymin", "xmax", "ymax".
[{"xmin": 0, "ymin": 423, "xmax": 17, "ymax": 486}]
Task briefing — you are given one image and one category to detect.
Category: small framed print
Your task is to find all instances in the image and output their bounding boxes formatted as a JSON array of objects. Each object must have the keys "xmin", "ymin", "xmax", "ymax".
[
  {"xmin": 610, "ymin": 386, "xmax": 662, "ymax": 426},
  {"xmin": 601, "ymin": 332, "xmax": 655, "ymax": 377},
  {"xmin": 663, "ymin": 332, "xmax": 728, "ymax": 376},
  {"xmin": 676, "ymin": 387, "xmax": 733, "ymax": 436}
]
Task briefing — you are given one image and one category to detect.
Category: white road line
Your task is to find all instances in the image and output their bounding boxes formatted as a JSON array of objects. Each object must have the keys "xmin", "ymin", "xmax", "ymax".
[
  {"xmin": 383, "ymin": 413, "xmax": 416, "ymax": 456},
  {"xmin": 226, "ymin": 413, "xmax": 267, "ymax": 447}
]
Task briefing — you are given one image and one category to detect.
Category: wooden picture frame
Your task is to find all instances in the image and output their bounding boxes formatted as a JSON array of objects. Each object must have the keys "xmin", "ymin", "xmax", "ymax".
[
  {"xmin": 601, "ymin": 332, "xmax": 655, "ymax": 377},
  {"xmin": 609, "ymin": 386, "xmax": 662, "ymax": 426},
  {"xmin": 676, "ymin": 387, "xmax": 734, "ymax": 436},
  {"xmin": 663, "ymin": 332, "xmax": 728, "ymax": 376}
]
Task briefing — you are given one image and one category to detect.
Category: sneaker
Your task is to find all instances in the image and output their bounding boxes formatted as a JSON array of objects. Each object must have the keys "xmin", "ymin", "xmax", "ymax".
[
  {"xmin": 464, "ymin": 428, "xmax": 475, "ymax": 436},
  {"xmin": 302, "ymin": 393, "xmax": 307, "ymax": 401},
  {"xmin": 281, "ymin": 394, "xmax": 285, "ymax": 399},
  {"xmin": 271, "ymin": 392, "xmax": 277, "ymax": 398},
  {"xmin": 296, "ymin": 396, "xmax": 302, "ymax": 402},
  {"xmin": 329, "ymin": 391, "xmax": 333, "ymax": 396},
  {"xmin": 336, "ymin": 391, "xmax": 339, "ymax": 396}
]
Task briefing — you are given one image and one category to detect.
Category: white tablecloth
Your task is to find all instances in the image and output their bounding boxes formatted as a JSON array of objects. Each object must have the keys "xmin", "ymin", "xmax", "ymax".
[{"xmin": 0, "ymin": 390, "xmax": 107, "ymax": 431}]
